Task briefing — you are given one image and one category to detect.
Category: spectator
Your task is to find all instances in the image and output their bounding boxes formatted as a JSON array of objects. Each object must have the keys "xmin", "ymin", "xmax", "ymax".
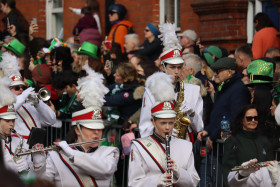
[
  {"xmin": 104, "ymin": 63, "xmax": 144, "ymax": 123},
  {"xmin": 235, "ymin": 45, "xmax": 253, "ymax": 72},
  {"xmin": 50, "ymin": 46, "xmax": 73, "ymax": 75},
  {"xmin": 252, "ymin": 13, "xmax": 280, "ymax": 59},
  {"xmin": 103, "ymin": 4, "xmax": 132, "ymax": 53},
  {"xmin": 197, "ymin": 57, "xmax": 251, "ymax": 148},
  {"xmin": 69, "ymin": 0, "xmax": 101, "ymax": 35},
  {"xmin": 202, "ymin": 46, "xmax": 222, "ymax": 67},
  {"xmin": 0, "ymin": 0, "xmax": 29, "ymax": 45},
  {"xmin": 72, "ymin": 6, "xmax": 101, "ymax": 47},
  {"xmin": 178, "ymin": 29, "xmax": 197, "ymax": 49},
  {"xmin": 129, "ymin": 55, "xmax": 158, "ymax": 79},
  {"xmin": 124, "ymin": 33, "xmax": 140, "ymax": 58},
  {"xmin": 134, "ymin": 23, "xmax": 163, "ymax": 62},
  {"xmin": 265, "ymin": 47, "xmax": 280, "ymax": 58},
  {"xmin": 52, "ymin": 71, "xmax": 83, "ymax": 120},
  {"xmin": 74, "ymin": 41, "xmax": 103, "ymax": 74},
  {"xmin": 223, "ymin": 105, "xmax": 273, "ymax": 187},
  {"xmin": 273, "ymin": 56, "xmax": 280, "ymax": 81}
]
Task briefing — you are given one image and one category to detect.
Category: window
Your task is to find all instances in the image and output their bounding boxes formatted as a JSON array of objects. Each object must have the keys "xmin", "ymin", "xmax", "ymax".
[
  {"xmin": 46, "ymin": 0, "xmax": 63, "ymax": 40},
  {"xmin": 159, "ymin": 0, "xmax": 180, "ymax": 31}
]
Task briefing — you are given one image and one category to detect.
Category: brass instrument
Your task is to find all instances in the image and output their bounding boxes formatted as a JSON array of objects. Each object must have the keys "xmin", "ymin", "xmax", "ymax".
[
  {"xmin": 16, "ymin": 138, "xmax": 106, "ymax": 157},
  {"xmin": 165, "ymin": 134, "xmax": 173, "ymax": 187},
  {"xmin": 11, "ymin": 129, "xmax": 24, "ymax": 162},
  {"xmin": 26, "ymin": 87, "xmax": 51, "ymax": 105},
  {"xmin": 174, "ymin": 80, "xmax": 191, "ymax": 139},
  {"xmin": 231, "ymin": 161, "xmax": 279, "ymax": 171}
]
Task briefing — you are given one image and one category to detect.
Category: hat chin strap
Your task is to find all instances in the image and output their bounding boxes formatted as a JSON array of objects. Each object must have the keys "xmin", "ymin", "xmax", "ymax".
[{"xmin": 77, "ymin": 124, "xmax": 85, "ymax": 142}]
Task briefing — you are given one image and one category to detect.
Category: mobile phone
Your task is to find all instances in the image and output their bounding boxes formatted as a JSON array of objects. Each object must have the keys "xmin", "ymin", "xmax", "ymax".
[
  {"xmin": 6, "ymin": 17, "xmax": 10, "ymax": 26},
  {"xmin": 108, "ymin": 60, "xmax": 113, "ymax": 69},
  {"xmin": 31, "ymin": 18, "xmax": 37, "ymax": 24}
]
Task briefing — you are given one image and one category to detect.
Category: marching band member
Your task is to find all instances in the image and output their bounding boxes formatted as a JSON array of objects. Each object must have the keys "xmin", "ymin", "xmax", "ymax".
[
  {"xmin": 34, "ymin": 64, "xmax": 119, "ymax": 187},
  {"xmin": 228, "ymin": 159, "xmax": 280, "ymax": 187},
  {"xmin": 0, "ymin": 51, "xmax": 56, "ymax": 154},
  {"xmin": 128, "ymin": 72, "xmax": 200, "ymax": 187},
  {"xmin": 139, "ymin": 23, "xmax": 203, "ymax": 141},
  {"xmin": 0, "ymin": 76, "xmax": 29, "ymax": 173}
]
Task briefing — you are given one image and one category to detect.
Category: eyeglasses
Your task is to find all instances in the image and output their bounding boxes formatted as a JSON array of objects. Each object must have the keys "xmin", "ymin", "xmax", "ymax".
[
  {"xmin": 245, "ymin": 116, "xmax": 259, "ymax": 122},
  {"xmin": 11, "ymin": 86, "xmax": 26, "ymax": 91},
  {"xmin": 144, "ymin": 29, "xmax": 150, "ymax": 32}
]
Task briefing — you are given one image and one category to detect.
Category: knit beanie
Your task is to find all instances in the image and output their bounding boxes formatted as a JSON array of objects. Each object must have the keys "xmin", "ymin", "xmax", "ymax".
[
  {"xmin": 147, "ymin": 23, "xmax": 160, "ymax": 37},
  {"xmin": 32, "ymin": 64, "xmax": 51, "ymax": 84}
]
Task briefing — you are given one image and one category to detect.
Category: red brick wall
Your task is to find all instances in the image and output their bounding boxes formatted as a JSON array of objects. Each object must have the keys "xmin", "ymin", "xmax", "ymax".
[{"xmin": 1, "ymin": 0, "xmax": 251, "ymax": 51}]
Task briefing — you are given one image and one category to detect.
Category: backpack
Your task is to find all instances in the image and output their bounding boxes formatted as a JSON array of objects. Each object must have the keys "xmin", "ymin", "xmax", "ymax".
[{"xmin": 112, "ymin": 24, "xmax": 134, "ymax": 42}]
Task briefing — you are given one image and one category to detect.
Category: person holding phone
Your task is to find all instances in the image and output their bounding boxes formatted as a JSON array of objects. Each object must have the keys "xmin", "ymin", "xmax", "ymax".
[{"xmin": 0, "ymin": 0, "xmax": 29, "ymax": 45}]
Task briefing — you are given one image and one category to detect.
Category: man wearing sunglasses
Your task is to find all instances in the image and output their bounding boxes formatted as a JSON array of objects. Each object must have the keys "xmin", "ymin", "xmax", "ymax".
[{"xmin": 197, "ymin": 57, "xmax": 251, "ymax": 149}]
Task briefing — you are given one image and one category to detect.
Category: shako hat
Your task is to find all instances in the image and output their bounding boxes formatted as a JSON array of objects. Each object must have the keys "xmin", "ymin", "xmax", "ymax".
[
  {"xmin": 73, "ymin": 64, "xmax": 109, "ymax": 129},
  {"xmin": 158, "ymin": 23, "xmax": 184, "ymax": 65},
  {"xmin": 145, "ymin": 72, "xmax": 176, "ymax": 118},
  {"xmin": 0, "ymin": 76, "xmax": 17, "ymax": 120}
]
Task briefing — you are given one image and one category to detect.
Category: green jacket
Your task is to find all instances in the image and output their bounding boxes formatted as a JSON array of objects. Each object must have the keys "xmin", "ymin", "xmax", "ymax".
[{"xmin": 222, "ymin": 129, "xmax": 273, "ymax": 187}]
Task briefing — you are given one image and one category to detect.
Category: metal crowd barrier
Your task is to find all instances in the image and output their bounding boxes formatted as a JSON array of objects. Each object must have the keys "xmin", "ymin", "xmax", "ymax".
[{"xmin": 44, "ymin": 121, "xmax": 280, "ymax": 187}]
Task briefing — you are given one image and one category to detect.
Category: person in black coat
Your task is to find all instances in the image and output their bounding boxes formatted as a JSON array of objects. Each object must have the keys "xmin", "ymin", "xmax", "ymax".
[
  {"xmin": 134, "ymin": 23, "xmax": 163, "ymax": 62},
  {"xmin": 197, "ymin": 57, "xmax": 251, "ymax": 148}
]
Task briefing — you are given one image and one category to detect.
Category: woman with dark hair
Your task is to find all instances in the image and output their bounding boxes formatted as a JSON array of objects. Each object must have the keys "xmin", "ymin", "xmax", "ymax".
[
  {"xmin": 0, "ymin": 0, "xmax": 29, "ymax": 45},
  {"xmin": 50, "ymin": 46, "xmax": 74, "ymax": 75},
  {"xmin": 222, "ymin": 105, "xmax": 273, "ymax": 187},
  {"xmin": 252, "ymin": 13, "xmax": 280, "ymax": 59}
]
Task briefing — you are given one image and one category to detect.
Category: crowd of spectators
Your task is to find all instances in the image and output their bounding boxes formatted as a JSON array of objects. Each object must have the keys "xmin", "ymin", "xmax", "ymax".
[{"xmin": 1, "ymin": 0, "xmax": 280, "ymax": 186}]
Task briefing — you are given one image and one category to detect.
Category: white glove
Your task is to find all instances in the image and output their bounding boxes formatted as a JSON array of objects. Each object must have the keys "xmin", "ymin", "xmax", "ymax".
[
  {"xmin": 239, "ymin": 159, "xmax": 258, "ymax": 177},
  {"xmin": 170, "ymin": 160, "xmax": 180, "ymax": 180},
  {"xmin": 181, "ymin": 101, "xmax": 195, "ymax": 118},
  {"xmin": 267, "ymin": 161, "xmax": 280, "ymax": 184},
  {"xmin": 58, "ymin": 141, "xmax": 75, "ymax": 159},
  {"xmin": 15, "ymin": 157, "xmax": 29, "ymax": 173},
  {"xmin": 172, "ymin": 128, "xmax": 178, "ymax": 137},
  {"xmin": 157, "ymin": 172, "xmax": 172, "ymax": 187},
  {"xmin": 32, "ymin": 144, "xmax": 46, "ymax": 168},
  {"xmin": 20, "ymin": 87, "xmax": 34, "ymax": 100}
]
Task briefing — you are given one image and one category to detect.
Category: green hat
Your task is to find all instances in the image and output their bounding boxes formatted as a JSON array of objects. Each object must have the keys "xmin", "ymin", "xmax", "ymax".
[
  {"xmin": 74, "ymin": 41, "xmax": 99, "ymax": 59},
  {"xmin": 273, "ymin": 84, "xmax": 280, "ymax": 99},
  {"xmin": 210, "ymin": 57, "xmax": 237, "ymax": 71},
  {"xmin": 203, "ymin": 46, "xmax": 222, "ymax": 66},
  {"xmin": 3, "ymin": 39, "xmax": 26, "ymax": 56},
  {"xmin": 246, "ymin": 59, "xmax": 276, "ymax": 85}
]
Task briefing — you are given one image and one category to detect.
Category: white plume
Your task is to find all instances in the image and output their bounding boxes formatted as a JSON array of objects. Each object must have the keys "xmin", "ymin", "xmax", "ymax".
[
  {"xmin": 0, "ymin": 76, "xmax": 16, "ymax": 107},
  {"xmin": 145, "ymin": 72, "xmax": 175, "ymax": 102},
  {"xmin": 77, "ymin": 64, "xmax": 109, "ymax": 108},
  {"xmin": 0, "ymin": 52, "xmax": 21, "ymax": 77},
  {"xmin": 158, "ymin": 23, "xmax": 182, "ymax": 51}
]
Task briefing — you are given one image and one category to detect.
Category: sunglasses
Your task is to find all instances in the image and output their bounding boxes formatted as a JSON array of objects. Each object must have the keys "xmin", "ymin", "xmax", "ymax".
[
  {"xmin": 144, "ymin": 29, "xmax": 150, "ymax": 32},
  {"xmin": 245, "ymin": 116, "xmax": 259, "ymax": 122},
  {"xmin": 109, "ymin": 11, "xmax": 116, "ymax": 15},
  {"xmin": 12, "ymin": 86, "xmax": 26, "ymax": 91}
]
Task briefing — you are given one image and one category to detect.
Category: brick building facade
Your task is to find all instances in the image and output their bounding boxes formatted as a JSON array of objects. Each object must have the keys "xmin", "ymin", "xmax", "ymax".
[{"xmin": 1, "ymin": 0, "xmax": 279, "ymax": 52}]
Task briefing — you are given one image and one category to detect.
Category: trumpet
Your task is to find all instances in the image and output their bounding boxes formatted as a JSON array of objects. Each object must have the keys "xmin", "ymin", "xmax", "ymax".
[
  {"xmin": 26, "ymin": 87, "xmax": 51, "ymax": 105},
  {"xmin": 231, "ymin": 161, "xmax": 280, "ymax": 171},
  {"xmin": 16, "ymin": 138, "xmax": 106, "ymax": 157}
]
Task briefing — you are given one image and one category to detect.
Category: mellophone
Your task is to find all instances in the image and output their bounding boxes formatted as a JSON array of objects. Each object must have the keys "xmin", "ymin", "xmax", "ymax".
[
  {"xmin": 15, "ymin": 138, "xmax": 106, "ymax": 157},
  {"xmin": 231, "ymin": 161, "xmax": 280, "ymax": 171}
]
